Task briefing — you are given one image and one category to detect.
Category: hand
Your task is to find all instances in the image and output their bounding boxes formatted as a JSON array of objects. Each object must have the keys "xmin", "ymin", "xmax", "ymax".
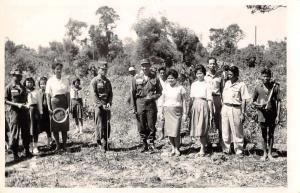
[
  {"xmin": 106, "ymin": 103, "xmax": 111, "ymax": 110},
  {"xmin": 275, "ymin": 117, "xmax": 280, "ymax": 125},
  {"xmin": 66, "ymin": 108, "xmax": 69, "ymax": 114},
  {"xmin": 210, "ymin": 114, "xmax": 214, "ymax": 128},
  {"xmin": 182, "ymin": 114, "xmax": 187, "ymax": 122},
  {"xmin": 240, "ymin": 113, "xmax": 245, "ymax": 123},
  {"xmin": 48, "ymin": 109, "xmax": 53, "ymax": 115}
]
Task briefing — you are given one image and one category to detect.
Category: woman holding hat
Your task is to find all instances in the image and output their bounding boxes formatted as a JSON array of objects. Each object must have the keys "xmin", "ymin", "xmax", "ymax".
[{"xmin": 46, "ymin": 62, "xmax": 70, "ymax": 152}]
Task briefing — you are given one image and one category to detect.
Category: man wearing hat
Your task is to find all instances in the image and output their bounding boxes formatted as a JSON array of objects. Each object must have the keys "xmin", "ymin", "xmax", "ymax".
[
  {"xmin": 5, "ymin": 68, "xmax": 32, "ymax": 160},
  {"xmin": 90, "ymin": 62, "xmax": 113, "ymax": 152},
  {"xmin": 131, "ymin": 59, "xmax": 162, "ymax": 152},
  {"xmin": 127, "ymin": 66, "xmax": 136, "ymax": 105}
]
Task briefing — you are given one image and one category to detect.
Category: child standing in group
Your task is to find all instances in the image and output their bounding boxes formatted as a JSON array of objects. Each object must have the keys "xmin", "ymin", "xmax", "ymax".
[
  {"xmin": 24, "ymin": 77, "xmax": 43, "ymax": 155},
  {"xmin": 188, "ymin": 65, "xmax": 213, "ymax": 156},
  {"xmin": 70, "ymin": 78, "xmax": 84, "ymax": 133},
  {"xmin": 38, "ymin": 77, "xmax": 53, "ymax": 146}
]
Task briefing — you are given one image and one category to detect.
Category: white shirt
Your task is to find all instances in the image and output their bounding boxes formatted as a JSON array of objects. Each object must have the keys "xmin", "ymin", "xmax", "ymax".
[
  {"xmin": 45, "ymin": 76, "xmax": 70, "ymax": 97},
  {"xmin": 190, "ymin": 80, "xmax": 213, "ymax": 101},
  {"xmin": 222, "ymin": 80, "xmax": 250, "ymax": 105},
  {"xmin": 27, "ymin": 89, "xmax": 43, "ymax": 114},
  {"xmin": 70, "ymin": 87, "xmax": 83, "ymax": 99},
  {"xmin": 162, "ymin": 84, "xmax": 186, "ymax": 107}
]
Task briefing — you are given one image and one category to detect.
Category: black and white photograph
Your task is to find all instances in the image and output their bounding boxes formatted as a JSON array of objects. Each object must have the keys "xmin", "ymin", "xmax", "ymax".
[{"xmin": 1, "ymin": 0, "xmax": 298, "ymax": 191}]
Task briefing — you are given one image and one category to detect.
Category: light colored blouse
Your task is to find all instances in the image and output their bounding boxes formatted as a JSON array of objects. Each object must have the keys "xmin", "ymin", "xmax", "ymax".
[
  {"xmin": 190, "ymin": 80, "xmax": 213, "ymax": 101},
  {"xmin": 45, "ymin": 76, "xmax": 70, "ymax": 97},
  {"xmin": 27, "ymin": 89, "xmax": 43, "ymax": 114},
  {"xmin": 70, "ymin": 87, "xmax": 83, "ymax": 99},
  {"xmin": 162, "ymin": 84, "xmax": 186, "ymax": 107}
]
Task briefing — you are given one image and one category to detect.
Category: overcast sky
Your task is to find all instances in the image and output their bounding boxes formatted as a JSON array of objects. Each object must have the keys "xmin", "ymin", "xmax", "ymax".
[{"xmin": 3, "ymin": 0, "xmax": 287, "ymax": 50}]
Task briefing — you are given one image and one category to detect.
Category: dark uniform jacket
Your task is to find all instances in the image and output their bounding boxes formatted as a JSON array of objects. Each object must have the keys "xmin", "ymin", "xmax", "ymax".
[
  {"xmin": 131, "ymin": 71, "xmax": 162, "ymax": 112},
  {"xmin": 5, "ymin": 82, "xmax": 27, "ymax": 111},
  {"xmin": 90, "ymin": 76, "xmax": 113, "ymax": 106}
]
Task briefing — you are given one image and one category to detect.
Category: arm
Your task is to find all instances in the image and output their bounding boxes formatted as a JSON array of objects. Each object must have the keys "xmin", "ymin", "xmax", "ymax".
[
  {"xmin": 91, "ymin": 79, "xmax": 102, "ymax": 106},
  {"xmin": 46, "ymin": 93, "xmax": 53, "ymax": 114},
  {"xmin": 108, "ymin": 80, "xmax": 113, "ymax": 106},
  {"xmin": 37, "ymin": 92, "xmax": 43, "ymax": 115},
  {"xmin": 240, "ymin": 99, "xmax": 247, "ymax": 123},
  {"xmin": 275, "ymin": 84, "xmax": 281, "ymax": 124},
  {"xmin": 66, "ymin": 92, "xmax": 70, "ymax": 112},
  {"xmin": 131, "ymin": 78, "xmax": 137, "ymax": 113},
  {"xmin": 150, "ymin": 78, "xmax": 162, "ymax": 101}
]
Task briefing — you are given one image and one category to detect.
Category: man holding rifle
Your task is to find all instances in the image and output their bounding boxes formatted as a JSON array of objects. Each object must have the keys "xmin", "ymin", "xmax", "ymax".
[
  {"xmin": 252, "ymin": 68, "xmax": 281, "ymax": 161},
  {"xmin": 5, "ymin": 68, "xmax": 32, "ymax": 160},
  {"xmin": 90, "ymin": 62, "xmax": 113, "ymax": 153}
]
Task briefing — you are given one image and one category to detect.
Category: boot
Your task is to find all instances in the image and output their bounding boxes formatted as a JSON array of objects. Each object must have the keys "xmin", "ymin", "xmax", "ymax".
[
  {"xmin": 13, "ymin": 151, "xmax": 20, "ymax": 161},
  {"xmin": 32, "ymin": 143, "xmax": 39, "ymax": 155},
  {"xmin": 141, "ymin": 142, "xmax": 148, "ymax": 153},
  {"xmin": 25, "ymin": 149, "xmax": 33, "ymax": 158}
]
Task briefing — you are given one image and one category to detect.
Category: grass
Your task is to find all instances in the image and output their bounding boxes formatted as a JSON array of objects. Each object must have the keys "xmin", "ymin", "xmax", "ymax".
[{"xmin": 5, "ymin": 74, "xmax": 287, "ymax": 188}]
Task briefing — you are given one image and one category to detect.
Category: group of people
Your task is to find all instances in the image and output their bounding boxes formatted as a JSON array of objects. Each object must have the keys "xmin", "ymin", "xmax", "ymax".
[
  {"xmin": 129, "ymin": 58, "xmax": 281, "ymax": 160},
  {"xmin": 5, "ymin": 57, "xmax": 281, "ymax": 162}
]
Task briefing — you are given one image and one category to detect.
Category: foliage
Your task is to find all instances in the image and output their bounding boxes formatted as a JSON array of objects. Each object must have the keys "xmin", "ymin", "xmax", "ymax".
[
  {"xmin": 65, "ymin": 18, "xmax": 88, "ymax": 42},
  {"xmin": 246, "ymin": 5, "xmax": 286, "ymax": 14}
]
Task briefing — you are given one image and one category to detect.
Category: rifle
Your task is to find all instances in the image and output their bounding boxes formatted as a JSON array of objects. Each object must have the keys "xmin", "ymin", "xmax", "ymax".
[
  {"xmin": 264, "ymin": 83, "xmax": 278, "ymax": 110},
  {"xmin": 5, "ymin": 101, "xmax": 28, "ymax": 109}
]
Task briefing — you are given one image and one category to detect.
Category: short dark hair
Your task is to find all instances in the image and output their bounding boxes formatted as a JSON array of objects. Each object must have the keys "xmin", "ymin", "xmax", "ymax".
[
  {"xmin": 51, "ymin": 62, "xmax": 63, "ymax": 70},
  {"xmin": 23, "ymin": 77, "xmax": 35, "ymax": 88},
  {"xmin": 229, "ymin": 65, "xmax": 239, "ymax": 77},
  {"xmin": 261, "ymin": 68, "xmax": 272, "ymax": 77},
  {"xmin": 38, "ymin": 76, "xmax": 48, "ymax": 87},
  {"xmin": 222, "ymin": 64, "xmax": 229, "ymax": 71},
  {"xmin": 72, "ymin": 78, "xmax": 81, "ymax": 85},
  {"xmin": 158, "ymin": 66, "xmax": 166, "ymax": 72},
  {"xmin": 166, "ymin": 69, "xmax": 179, "ymax": 79},
  {"xmin": 207, "ymin": 57, "xmax": 217, "ymax": 63},
  {"xmin": 194, "ymin": 64, "xmax": 206, "ymax": 75}
]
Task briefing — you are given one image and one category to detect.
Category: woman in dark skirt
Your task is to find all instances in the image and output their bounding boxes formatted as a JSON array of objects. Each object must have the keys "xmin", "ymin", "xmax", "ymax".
[
  {"xmin": 38, "ymin": 77, "xmax": 53, "ymax": 146},
  {"xmin": 45, "ymin": 62, "xmax": 70, "ymax": 151}
]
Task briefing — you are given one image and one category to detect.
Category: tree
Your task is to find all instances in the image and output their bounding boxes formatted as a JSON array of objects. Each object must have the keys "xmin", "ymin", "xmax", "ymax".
[
  {"xmin": 246, "ymin": 5, "xmax": 286, "ymax": 14},
  {"xmin": 65, "ymin": 18, "xmax": 87, "ymax": 42},
  {"xmin": 89, "ymin": 6, "xmax": 122, "ymax": 61},
  {"xmin": 234, "ymin": 44, "xmax": 264, "ymax": 67},
  {"xmin": 208, "ymin": 24, "xmax": 244, "ymax": 61}
]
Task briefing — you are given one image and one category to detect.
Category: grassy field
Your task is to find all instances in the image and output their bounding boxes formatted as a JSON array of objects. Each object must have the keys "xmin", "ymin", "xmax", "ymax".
[{"xmin": 5, "ymin": 75, "xmax": 287, "ymax": 188}]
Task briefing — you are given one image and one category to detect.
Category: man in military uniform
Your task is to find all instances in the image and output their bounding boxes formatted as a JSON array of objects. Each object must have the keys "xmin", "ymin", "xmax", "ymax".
[
  {"xmin": 131, "ymin": 59, "xmax": 162, "ymax": 152},
  {"xmin": 90, "ymin": 62, "xmax": 113, "ymax": 152},
  {"xmin": 5, "ymin": 68, "xmax": 32, "ymax": 160},
  {"xmin": 204, "ymin": 57, "xmax": 225, "ymax": 150}
]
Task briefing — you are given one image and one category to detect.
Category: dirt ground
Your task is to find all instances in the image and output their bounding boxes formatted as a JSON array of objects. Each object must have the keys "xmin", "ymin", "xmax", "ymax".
[{"xmin": 5, "ymin": 119, "xmax": 287, "ymax": 188}]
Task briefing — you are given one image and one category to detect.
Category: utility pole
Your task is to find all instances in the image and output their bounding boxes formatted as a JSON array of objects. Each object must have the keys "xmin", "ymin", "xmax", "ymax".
[{"xmin": 255, "ymin": 25, "xmax": 257, "ymax": 46}]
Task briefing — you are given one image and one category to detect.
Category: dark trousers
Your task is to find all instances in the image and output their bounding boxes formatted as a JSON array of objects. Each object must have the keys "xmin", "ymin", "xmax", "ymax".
[
  {"xmin": 8, "ymin": 108, "xmax": 30, "ymax": 154},
  {"xmin": 136, "ymin": 108, "xmax": 157, "ymax": 144},
  {"xmin": 29, "ymin": 105, "xmax": 40, "ymax": 143},
  {"xmin": 94, "ymin": 106, "xmax": 111, "ymax": 142}
]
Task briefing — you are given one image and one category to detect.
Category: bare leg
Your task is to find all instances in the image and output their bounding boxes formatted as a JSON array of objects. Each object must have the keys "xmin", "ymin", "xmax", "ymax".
[
  {"xmin": 174, "ymin": 136, "xmax": 181, "ymax": 156},
  {"xmin": 260, "ymin": 123, "xmax": 268, "ymax": 160},
  {"xmin": 199, "ymin": 136, "xmax": 206, "ymax": 156},
  {"xmin": 62, "ymin": 131, "xmax": 68, "ymax": 150},
  {"xmin": 53, "ymin": 132, "xmax": 60, "ymax": 151},
  {"xmin": 169, "ymin": 137, "xmax": 175, "ymax": 156}
]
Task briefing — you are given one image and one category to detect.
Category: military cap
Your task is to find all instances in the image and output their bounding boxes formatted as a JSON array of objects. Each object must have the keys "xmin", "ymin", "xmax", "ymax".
[
  {"xmin": 99, "ymin": 61, "xmax": 108, "ymax": 69},
  {"xmin": 140, "ymin": 59, "xmax": 150, "ymax": 65},
  {"xmin": 10, "ymin": 68, "xmax": 23, "ymax": 76}
]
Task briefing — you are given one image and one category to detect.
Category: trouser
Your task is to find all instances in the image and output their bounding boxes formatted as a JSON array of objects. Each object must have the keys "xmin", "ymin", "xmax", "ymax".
[
  {"xmin": 221, "ymin": 105, "xmax": 244, "ymax": 153},
  {"xmin": 8, "ymin": 108, "xmax": 31, "ymax": 154},
  {"xmin": 212, "ymin": 95, "xmax": 224, "ymax": 147},
  {"xmin": 94, "ymin": 106, "xmax": 111, "ymax": 142},
  {"xmin": 29, "ymin": 105, "xmax": 40, "ymax": 143},
  {"xmin": 136, "ymin": 108, "xmax": 157, "ymax": 144}
]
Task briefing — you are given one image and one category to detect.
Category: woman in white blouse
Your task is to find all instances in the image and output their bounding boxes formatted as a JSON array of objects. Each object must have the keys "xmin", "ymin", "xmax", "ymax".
[
  {"xmin": 46, "ymin": 62, "xmax": 70, "ymax": 152},
  {"xmin": 162, "ymin": 69, "xmax": 187, "ymax": 156},
  {"xmin": 189, "ymin": 65, "xmax": 213, "ymax": 156}
]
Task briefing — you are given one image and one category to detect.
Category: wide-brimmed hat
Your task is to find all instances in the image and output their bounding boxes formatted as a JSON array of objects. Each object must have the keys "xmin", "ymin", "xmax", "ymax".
[
  {"xmin": 140, "ymin": 59, "xmax": 150, "ymax": 65},
  {"xmin": 10, "ymin": 68, "xmax": 22, "ymax": 76}
]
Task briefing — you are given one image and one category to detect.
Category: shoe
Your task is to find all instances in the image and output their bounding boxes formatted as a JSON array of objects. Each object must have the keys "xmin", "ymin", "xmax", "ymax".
[
  {"xmin": 141, "ymin": 143, "xmax": 148, "ymax": 153},
  {"xmin": 33, "ymin": 147, "xmax": 40, "ymax": 155},
  {"xmin": 199, "ymin": 150, "xmax": 205, "ymax": 157},
  {"xmin": 170, "ymin": 149, "xmax": 175, "ymax": 156},
  {"xmin": 13, "ymin": 153, "xmax": 20, "ymax": 161},
  {"xmin": 25, "ymin": 150, "xmax": 33, "ymax": 158},
  {"xmin": 268, "ymin": 153, "xmax": 275, "ymax": 161},
  {"xmin": 97, "ymin": 140, "xmax": 101, "ymax": 146},
  {"xmin": 260, "ymin": 154, "xmax": 268, "ymax": 161},
  {"xmin": 175, "ymin": 149, "xmax": 181, "ymax": 157}
]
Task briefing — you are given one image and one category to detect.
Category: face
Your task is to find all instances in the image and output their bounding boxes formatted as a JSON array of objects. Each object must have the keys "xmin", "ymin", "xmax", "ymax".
[
  {"xmin": 227, "ymin": 71, "xmax": 236, "ymax": 81},
  {"xmin": 207, "ymin": 59, "xmax": 217, "ymax": 71},
  {"xmin": 74, "ymin": 80, "xmax": 80, "ymax": 87},
  {"xmin": 26, "ymin": 80, "xmax": 34, "ymax": 89},
  {"xmin": 159, "ymin": 70, "xmax": 166, "ymax": 79},
  {"xmin": 98, "ymin": 68, "xmax": 107, "ymax": 77},
  {"xmin": 54, "ymin": 65, "xmax": 62, "ymax": 76},
  {"xmin": 13, "ymin": 74, "xmax": 22, "ymax": 82},
  {"xmin": 262, "ymin": 73, "xmax": 271, "ymax": 84},
  {"xmin": 141, "ymin": 63, "xmax": 151, "ymax": 74},
  {"xmin": 196, "ymin": 70, "xmax": 205, "ymax": 81},
  {"xmin": 167, "ymin": 74, "xmax": 177, "ymax": 86},
  {"xmin": 39, "ymin": 80, "xmax": 46, "ymax": 90}
]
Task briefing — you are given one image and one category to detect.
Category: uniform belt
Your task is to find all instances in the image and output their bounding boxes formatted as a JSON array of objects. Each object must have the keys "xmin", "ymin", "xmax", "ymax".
[
  {"xmin": 224, "ymin": 103, "xmax": 241, "ymax": 107},
  {"xmin": 194, "ymin": 97, "xmax": 207, "ymax": 101},
  {"xmin": 212, "ymin": 93, "xmax": 220, "ymax": 96}
]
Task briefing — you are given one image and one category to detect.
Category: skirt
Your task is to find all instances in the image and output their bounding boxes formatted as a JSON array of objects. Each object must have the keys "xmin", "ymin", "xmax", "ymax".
[
  {"xmin": 190, "ymin": 98, "xmax": 209, "ymax": 137},
  {"xmin": 71, "ymin": 98, "xmax": 83, "ymax": 119},
  {"xmin": 164, "ymin": 106, "xmax": 182, "ymax": 137},
  {"xmin": 40, "ymin": 104, "xmax": 51, "ymax": 134},
  {"xmin": 50, "ymin": 94, "xmax": 69, "ymax": 132}
]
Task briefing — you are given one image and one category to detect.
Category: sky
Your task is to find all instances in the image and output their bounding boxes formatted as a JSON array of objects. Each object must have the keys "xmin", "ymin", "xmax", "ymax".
[{"xmin": 2, "ymin": 0, "xmax": 287, "ymax": 50}]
